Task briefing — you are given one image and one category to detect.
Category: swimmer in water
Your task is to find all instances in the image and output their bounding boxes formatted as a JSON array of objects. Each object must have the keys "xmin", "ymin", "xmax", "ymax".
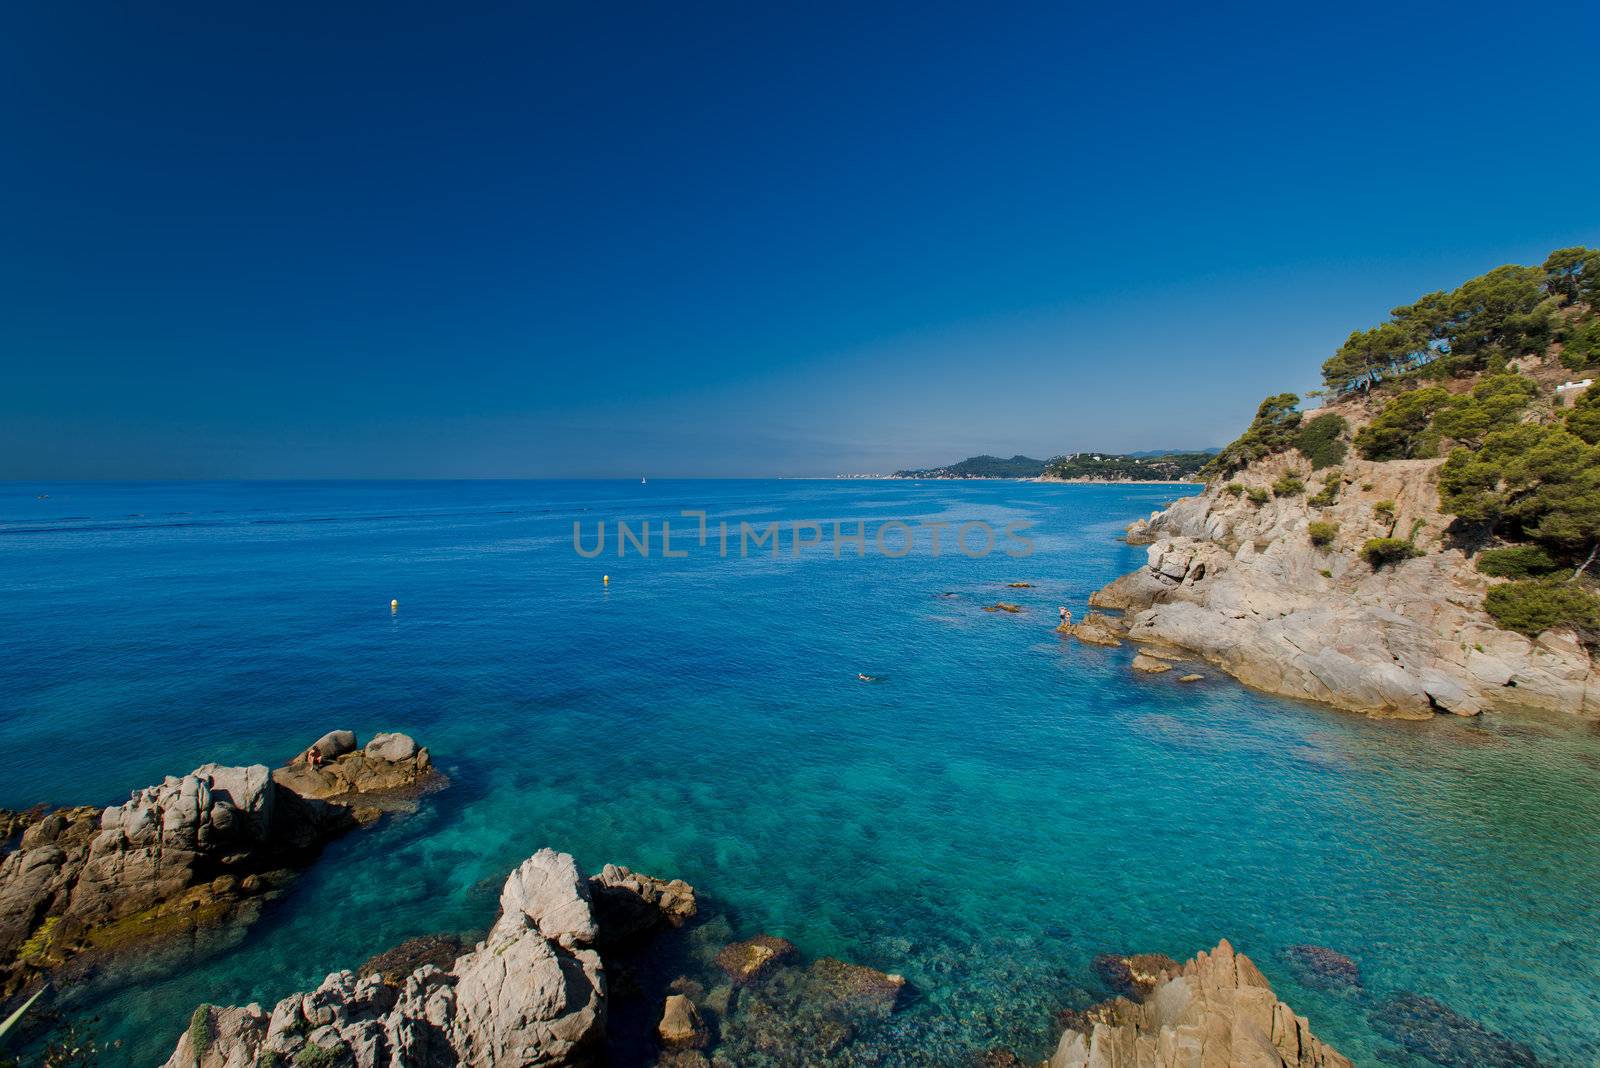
[{"xmin": 858, "ymin": 673, "xmax": 875, "ymax": 682}]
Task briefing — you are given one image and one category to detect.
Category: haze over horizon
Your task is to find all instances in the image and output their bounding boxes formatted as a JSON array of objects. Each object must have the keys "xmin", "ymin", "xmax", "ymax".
[{"xmin": 4, "ymin": 2, "xmax": 1598, "ymax": 479}]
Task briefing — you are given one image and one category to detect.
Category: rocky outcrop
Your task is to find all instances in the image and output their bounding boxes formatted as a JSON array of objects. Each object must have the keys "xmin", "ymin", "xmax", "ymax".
[
  {"xmin": 0, "ymin": 731, "xmax": 441, "ymax": 998},
  {"xmin": 1093, "ymin": 453, "xmax": 1600, "ymax": 718},
  {"xmin": 588, "ymin": 863, "xmax": 697, "ymax": 948},
  {"xmin": 162, "ymin": 849, "xmax": 691, "ymax": 1068},
  {"xmin": 1050, "ymin": 940, "xmax": 1351, "ymax": 1068}
]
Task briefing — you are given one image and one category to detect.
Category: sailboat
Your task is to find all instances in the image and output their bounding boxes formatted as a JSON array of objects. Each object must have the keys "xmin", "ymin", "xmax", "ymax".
[{"xmin": 640, "ymin": 476, "xmax": 647, "ymax": 484}]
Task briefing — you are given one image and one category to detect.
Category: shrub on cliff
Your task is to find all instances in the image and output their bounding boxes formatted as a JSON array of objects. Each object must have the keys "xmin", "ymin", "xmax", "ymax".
[
  {"xmin": 1223, "ymin": 482, "xmax": 1244, "ymax": 497},
  {"xmin": 1247, "ymin": 487, "xmax": 1269, "ymax": 505},
  {"xmin": 1203, "ymin": 394, "xmax": 1301, "ymax": 478},
  {"xmin": 1484, "ymin": 578, "xmax": 1600, "ymax": 637},
  {"xmin": 1309, "ymin": 479, "xmax": 1340, "ymax": 507},
  {"xmin": 1362, "ymin": 537, "xmax": 1419, "ymax": 569},
  {"xmin": 1295, "ymin": 413, "xmax": 1348, "ymax": 470},
  {"xmin": 1476, "ymin": 545, "xmax": 1559, "ymax": 578},
  {"xmin": 1308, "ymin": 521, "xmax": 1339, "ymax": 548},
  {"xmin": 1272, "ymin": 474, "xmax": 1305, "ymax": 497}
]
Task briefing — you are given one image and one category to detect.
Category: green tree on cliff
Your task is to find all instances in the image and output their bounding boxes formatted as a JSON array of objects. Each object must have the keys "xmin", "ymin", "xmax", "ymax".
[
  {"xmin": 1203, "ymin": 393, "xmax": 1301, "ymax": 478},
  {"xmin": 1439, "ymin": 424, "xmax": 1600, "ymax": 577}
]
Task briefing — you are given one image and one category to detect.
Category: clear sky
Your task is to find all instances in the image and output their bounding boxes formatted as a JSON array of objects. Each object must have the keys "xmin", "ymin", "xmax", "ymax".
[{"xmin": 3, "ymin": 2, "xmax": 1598, "ymax": 478}]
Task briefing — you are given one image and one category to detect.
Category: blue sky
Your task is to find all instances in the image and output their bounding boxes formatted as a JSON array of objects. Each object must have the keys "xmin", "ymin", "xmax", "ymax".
[{"xmin": 3, "ymin": 2, "xmax": 1597, "ymax": 478}]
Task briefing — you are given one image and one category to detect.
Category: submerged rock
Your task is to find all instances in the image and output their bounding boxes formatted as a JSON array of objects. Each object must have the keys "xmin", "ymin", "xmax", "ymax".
[
  {"xmin": 1282, "ymin": 944, "xmax": 1362, "ymax": 997},
  {"xmin": 983, "ymin": 602, "xmax": 1025, "ymax": 613},
  {"xmin": 358, "ymin": 933, "xmax": 464, "ymax": 986},
  {"xmin": 1049, "ymin": 940, "xmax": 1352, "ymax": 1068},
  {"xmin": 715, "ymin": 934, "xmax": 798, "ymax": 984},
  {"xmin": 1131, "ymin": 653, "xmax": 1174, "ymax": 674},
  {"xmin": 162, "ymin": 849, "xmax": 693, "ymax": 1068},
  {"xmin": 1369, "ymin": 991, "xmax": 1540, "ymax": 1068},
  {"xmin": 711, "ymin": 950, "xmax": 908, "ymax": 1066},
  {"xmin": 1178, "ymin": 673, "xmax": 1205, "ymax": 683},
  {"xmin": 0, "ymin": 731, "xmax": 443, "ymax": 999},
  {"xmin": 1091, "ymin": 951, "xmax": 1179, "ymax": 1000}
]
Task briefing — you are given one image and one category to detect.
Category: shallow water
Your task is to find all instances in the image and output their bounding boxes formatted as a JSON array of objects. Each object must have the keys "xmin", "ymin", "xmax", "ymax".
[{"xmin": 2, "ymin": 481, "xmax": 1598, "ymax": 1066}]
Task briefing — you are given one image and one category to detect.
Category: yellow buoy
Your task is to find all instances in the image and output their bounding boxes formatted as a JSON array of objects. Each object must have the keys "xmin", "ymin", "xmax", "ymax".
[
  {"xmin": 390, "ymin": 599, "xmax": 399, "ymax": 610},
  {"xmin": 603, "ymin": 575, "xmax": 609, "ymax": 585}
]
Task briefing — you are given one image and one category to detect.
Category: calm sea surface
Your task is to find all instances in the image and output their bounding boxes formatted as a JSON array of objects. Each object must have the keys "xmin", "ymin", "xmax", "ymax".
[{"xmin": 2, "ymin": 481, "xmax": 1598, "ymax": 1066}]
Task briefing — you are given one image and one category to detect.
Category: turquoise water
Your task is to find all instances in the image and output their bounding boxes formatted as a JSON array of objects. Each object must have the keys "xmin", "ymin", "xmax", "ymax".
[{"xmin": 3, "ymin": 481, "xmax": 1599, "ymax": 1067}]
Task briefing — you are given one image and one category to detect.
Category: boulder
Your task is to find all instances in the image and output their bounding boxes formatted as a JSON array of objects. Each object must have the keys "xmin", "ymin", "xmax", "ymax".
[
  {"xmin": 311, "ymin": 730, "xmax": 357, "ymax": 759},
  {"xmin": 658, "ymin": 993, "xmax": 708, "ymax": 1049},
  {"xmin": 1178, "ymin": 673, "xmax": 1205, "ymax": 683}
]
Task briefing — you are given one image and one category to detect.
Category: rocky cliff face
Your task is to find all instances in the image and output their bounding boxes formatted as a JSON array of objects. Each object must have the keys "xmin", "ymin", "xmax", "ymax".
[
  {"xmin": 1089, "ymin": 452, "xmax": 1598, "ymax": 718},
  {"xmin": 1048, "ymin": 940, "xmax": 1351, "ymax": 1068},
  {"xmin": 160, "ymin": 850, "xmax": 696, "ymax": 1068},
  {"xmin": 0, "ymin": 731, "xmax": 440, "ymax": 998}
]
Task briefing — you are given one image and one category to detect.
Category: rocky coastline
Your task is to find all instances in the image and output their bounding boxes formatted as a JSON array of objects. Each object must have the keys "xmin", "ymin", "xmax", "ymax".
[
  {"xmin": 1076, "ymin": 451, "xmax": 1599, "ymax": 719},
  {"xmin": 0, "ymin": 730, "xmax": 441, "ymax": 999},
  {"xmin": 155, "ymin": 863, "xmax": 1373, "ymax": 1068}
]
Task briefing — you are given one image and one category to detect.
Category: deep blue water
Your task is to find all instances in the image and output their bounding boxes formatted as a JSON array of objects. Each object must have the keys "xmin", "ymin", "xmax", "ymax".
[{"xmin": 2, "ymin": 481, "xmax": 1599, "ymax": 1067}]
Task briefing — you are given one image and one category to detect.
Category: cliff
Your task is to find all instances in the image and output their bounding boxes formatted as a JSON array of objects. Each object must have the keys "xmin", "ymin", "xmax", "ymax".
[{"xmin": 1088, "ymin": 448, "xmax": 1597, "ymax": 717}]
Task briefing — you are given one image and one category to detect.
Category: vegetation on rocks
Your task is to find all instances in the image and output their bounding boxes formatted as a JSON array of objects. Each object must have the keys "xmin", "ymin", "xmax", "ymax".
[
  {"xmin": 1475, "ymin": 545, "xmax": 1559, "ymax": 578},
  {"xmin": 1295, "ymin": 413, "xmax": 1348, "ymax": 469},
  {"xmin": 1361, "ymin": 537, "xmax": 1420, "ymax": 569},
  {"xmin": 1321, "ymin": 247, "xmax": 1598, "ymax": 394},
  {"xmin": 1308, "ymin": 521, "xmax": 1339, "ymax": 547},
  {"xmin": 1484, "ymin": 579, "xmax": 1600, "ymax": 637},
  {"xmin": 1272, "ymin": 474, "xmax": 1305, "ymax": 497},
  {"xmin": 1203, "ymin": 393, "xmax": 1301, "ymax": 478}
]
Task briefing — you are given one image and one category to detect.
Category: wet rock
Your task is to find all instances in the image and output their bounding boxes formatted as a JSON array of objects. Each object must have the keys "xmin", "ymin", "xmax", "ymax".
[
  {"xmin": 1369, "ymin": 992, "xmax": 1540, "ymax": 1067},
  {"xmin": 1066, "ymin": 618, "xmax": 1123, "ymax": 647},
  {"xmin": 1051, "ymin": 940, "xmax": 1352, "ymax": 1068},
  {"xmin": 273, "ymin": 731, "xmax": 440, "ymax": 805},
  {"xmin": 715, "ymin": 934, "xmax": 797, "ymax": 983},
  {"xmin": 590, "ymin": 863, "xmax": 697, "ymax": 947},
  {"xmin": 1283, "ymin": 945, "xmax": 1362, "ymax": 997},
  {"xmin": 805, "ymin": 957, "xmax": 906, "ymax": 1016},
  {"xmin": 982, "ymin": 603, "xmax": 1024, "ymax": 613},
  {"xmin": 658, "ymin": 993, "xmax": 708, "ymax": 1049},
  {"xmin": 357, "ymin": 933, "xmax": 464, "ymax": 986},
  {"xmin": 1178, "ymin": 673, "xmax": 1205, "ymax": 683},
  {"xmin": 977, "ymin": 1049, "xmax": 1027, "ymax": 1067},
  {"xmin": 1131, "ymin": 653, "xmax": 1173, "ymax": 674},
  {"xmin": 1091, "ymin": 952, "xmax": 1179, "ymax": 1000}
]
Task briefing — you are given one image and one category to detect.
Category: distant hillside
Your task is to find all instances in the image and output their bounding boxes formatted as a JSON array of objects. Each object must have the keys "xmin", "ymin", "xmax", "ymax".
[
  {"xmin": 1040, "ymin": 451, "xmax": 1213, "ymax": 482},
  {"xmin": 892, "ymin": 455, "xmax": 1047, "ymax": 479}
]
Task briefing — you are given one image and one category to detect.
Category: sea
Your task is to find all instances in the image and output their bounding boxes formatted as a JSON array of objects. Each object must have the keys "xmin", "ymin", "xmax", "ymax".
[{"xmin": 1, "ymin": 480, "xmax": 1597, "ymax": 1066}]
